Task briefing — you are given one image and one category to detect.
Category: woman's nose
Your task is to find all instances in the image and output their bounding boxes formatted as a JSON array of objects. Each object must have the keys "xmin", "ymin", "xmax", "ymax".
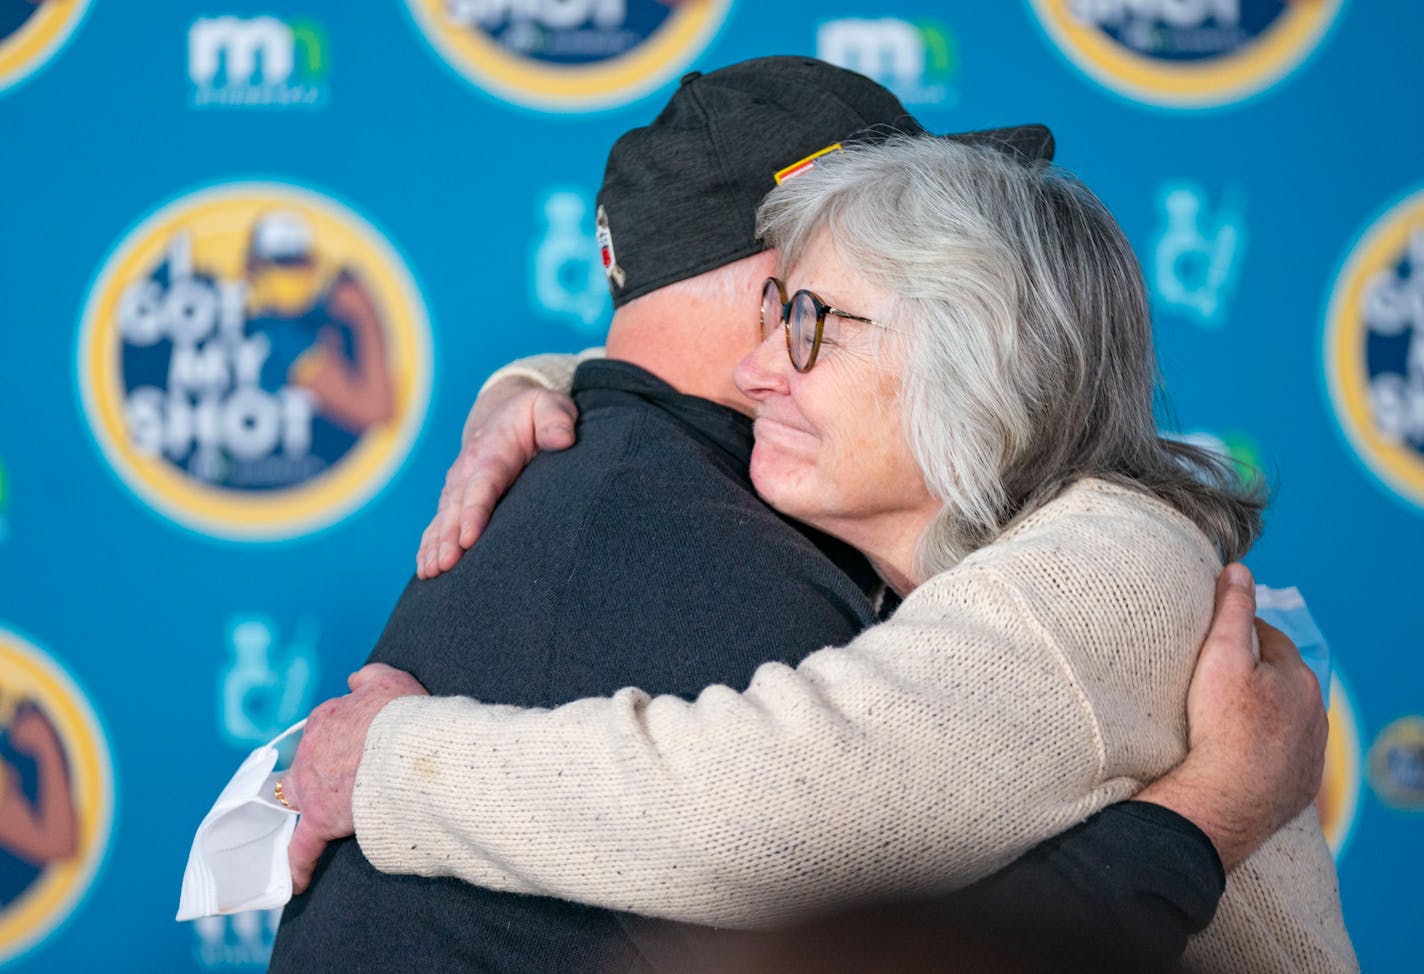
[{"xmin": 734, "ymin": 323, "xmax": 791, "ymax": 401}]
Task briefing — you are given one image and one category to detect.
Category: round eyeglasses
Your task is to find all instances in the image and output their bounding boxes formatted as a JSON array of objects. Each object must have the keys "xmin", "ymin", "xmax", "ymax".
[{"xmin": 760, "ymin": 276, "xmax": 888, "ymax": 372}]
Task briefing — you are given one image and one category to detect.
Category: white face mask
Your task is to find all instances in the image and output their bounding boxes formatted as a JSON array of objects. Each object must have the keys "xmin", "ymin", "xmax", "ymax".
[{"xmin": 176, "ymin": 719, "xmax": 305, "ymax": 921}]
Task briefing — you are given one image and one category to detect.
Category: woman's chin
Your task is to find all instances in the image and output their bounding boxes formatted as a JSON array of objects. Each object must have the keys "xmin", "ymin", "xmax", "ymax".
[{"xmin": 749, "ymin": 449, "xmax": 815, "ymax": 524}]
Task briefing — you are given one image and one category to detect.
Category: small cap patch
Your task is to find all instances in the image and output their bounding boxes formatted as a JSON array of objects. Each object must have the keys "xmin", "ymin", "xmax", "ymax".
[
  {"xmin": 595, "ymin": 204, "xmax": 627, "ymax": 289},
  {"xmin": 774, "ymin": 143, "xmax": 843, "ymax": 185}
]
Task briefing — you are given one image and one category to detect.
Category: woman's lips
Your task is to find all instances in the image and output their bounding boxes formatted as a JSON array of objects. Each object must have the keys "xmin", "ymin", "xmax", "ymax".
[{"xmin": 753, "ymin": 415, "xmax": 817, "ymax": 447}]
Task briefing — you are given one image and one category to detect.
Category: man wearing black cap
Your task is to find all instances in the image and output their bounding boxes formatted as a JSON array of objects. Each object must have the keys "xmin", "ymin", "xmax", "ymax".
[{"xmin": 270, "ymin": 57, "xmax": 1325, "ymax": 973}]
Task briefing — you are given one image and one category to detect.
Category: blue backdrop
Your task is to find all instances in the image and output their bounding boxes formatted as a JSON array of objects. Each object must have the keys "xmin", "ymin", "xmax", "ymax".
[{"xmin": 0, "ymin": 1, "xmax": 1418, "ymax": 970}]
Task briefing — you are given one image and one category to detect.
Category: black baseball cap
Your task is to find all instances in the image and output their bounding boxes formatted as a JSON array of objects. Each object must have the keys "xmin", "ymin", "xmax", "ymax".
[{"xmin": 594, "ymin": 55, "xmax": 1054, "ymax": 307}]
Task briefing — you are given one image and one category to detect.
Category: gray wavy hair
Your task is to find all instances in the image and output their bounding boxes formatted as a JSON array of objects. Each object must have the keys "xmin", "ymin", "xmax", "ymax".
[{"xmin": 756, "ymin": 135, "xmax": 1264, "ymax": 578}]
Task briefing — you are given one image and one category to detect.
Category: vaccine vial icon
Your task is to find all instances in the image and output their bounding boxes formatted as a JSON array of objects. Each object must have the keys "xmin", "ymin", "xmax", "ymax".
[
  {"xmin": 220, "ymin": 615, "xmax": 316, "ymax": 759},
  {"xmin": 1152, "ymin": 181, "xmax": 1246, "ymax": 327},
  {"xmin": 533, "ymin": 189, "xmax": 610, "ymax": 334}
]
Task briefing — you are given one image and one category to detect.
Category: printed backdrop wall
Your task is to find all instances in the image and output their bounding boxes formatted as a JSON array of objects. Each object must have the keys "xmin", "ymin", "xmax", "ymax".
[{"xmin": 0, "ymin": 1, "xmax": 1419, "ymax": 970}]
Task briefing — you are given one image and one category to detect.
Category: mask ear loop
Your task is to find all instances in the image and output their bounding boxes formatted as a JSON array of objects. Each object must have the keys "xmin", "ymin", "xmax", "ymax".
[
  {"xmin": 268, "ymin": 718, "xmax": 307, "ymax": 748},
  {"xmin": 267, "ymin": 718, "xmax": 308, "ymax": 775}
]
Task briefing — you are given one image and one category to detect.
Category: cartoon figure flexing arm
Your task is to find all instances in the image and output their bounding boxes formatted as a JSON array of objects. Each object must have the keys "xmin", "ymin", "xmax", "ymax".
[{"xmin": 0, "ymin": 704, "xmax": 77, "ymax": 867}]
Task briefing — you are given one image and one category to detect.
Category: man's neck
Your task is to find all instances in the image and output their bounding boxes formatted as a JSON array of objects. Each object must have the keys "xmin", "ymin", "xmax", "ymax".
[{"xmin": 604, "ymin": 296, "xmax": 757, "ymax": 416}]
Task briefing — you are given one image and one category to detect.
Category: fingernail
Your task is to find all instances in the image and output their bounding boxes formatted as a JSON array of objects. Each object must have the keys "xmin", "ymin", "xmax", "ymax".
[
  {"xmin": 438, "ymin": 544, "xmax": 451, "ymax": 565},
  {"xmin": 1225, "ymin": 563, "xmax": 1252, "ymax": 590}
]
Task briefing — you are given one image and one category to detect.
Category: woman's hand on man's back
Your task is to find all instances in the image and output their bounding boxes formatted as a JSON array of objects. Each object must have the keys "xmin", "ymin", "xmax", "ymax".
[{"xmin": 416, "ymin": 376, "xmax": 579, "ymax": 579}]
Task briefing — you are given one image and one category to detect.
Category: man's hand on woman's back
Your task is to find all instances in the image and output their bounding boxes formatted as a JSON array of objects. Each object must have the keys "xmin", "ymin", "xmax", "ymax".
[{"xmin": 1136, "ymin": 563, "xmax": 1328, "ymax": 871}]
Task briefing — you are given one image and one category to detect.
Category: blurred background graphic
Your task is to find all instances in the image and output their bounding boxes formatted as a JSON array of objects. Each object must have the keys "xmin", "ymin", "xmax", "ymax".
[{"xmin": 0, "ymin": 1, "xmax": 1418, "ymax": 969}]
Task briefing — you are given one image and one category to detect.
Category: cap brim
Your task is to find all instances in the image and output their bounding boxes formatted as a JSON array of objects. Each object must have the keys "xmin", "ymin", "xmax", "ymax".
[{"xmin": 943, "ymin": 124, "xmax": 1055, "ymax": 164}]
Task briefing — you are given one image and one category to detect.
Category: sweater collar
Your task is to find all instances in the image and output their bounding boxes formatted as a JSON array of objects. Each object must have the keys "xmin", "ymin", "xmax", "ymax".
[{"xmin": 572, "ymin": 359, "xmax": 754, "ymax": 468}]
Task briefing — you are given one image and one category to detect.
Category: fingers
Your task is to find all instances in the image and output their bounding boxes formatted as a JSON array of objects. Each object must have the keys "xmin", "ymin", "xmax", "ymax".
[
  {"xmin": 348, "ymin": 664, "xmax": 427, "ymax": 699},
  {"xmin": 416, "ymin": 519, "xmax": 438, "ymax": 578},
  {"xmin": 455, "ymin": 477, "xmax": 500, "ymax": 551},
  {"xmin": 417, "ymin": 453, "xmax": 479, "ymax": 579},
  {"xmin": 1214, "ymin": 562, "xmax": 1256, "ymax": 638},
  {"xmin": 454, "ymin": 447, "xmax": 527, "ymax": 551},
  {"xmin": 423, "ymin": 421, "xmax": 540, "ymax": 577},
  {"xmin": 1254, "ymin": 618, "xmax": 1301, "ymax": 665},
  {"xmin": 433, "ymin": 451, "xmax": 482, "ymax": 572},
  {"xmin": 415, "ymin": 384, "xmax": 581, "ymax": 580},
  {"xmin": 531, "ymin": 390, "xmax": 577, "ymax": 451},
  {"xmin": 1253, "ymin": 618, "xmax": 1322, "ymax": 717},
  {"xmin": 1196, "ymin": 563, "xmax": 1257, "ymax": 682},
  {"xmin": 347, "ymin": 663, "xmax": 395, "ymax": 692},
  {"xmin": 288, "ymin": 818, "xmax": 327, "ymax": 896},
  {"xmin": 1253, "ymin": 617, "xmax": 1327, "ymax": 789},
  {"xmin": 274, "ymin": 773, "xmax": 300, "ymax": 811}
]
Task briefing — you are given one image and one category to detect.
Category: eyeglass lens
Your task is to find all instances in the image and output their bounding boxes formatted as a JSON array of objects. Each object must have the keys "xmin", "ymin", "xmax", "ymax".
[
  {"xmin": 760, "ymin": 278, "xmax": 826, "ymax": 371},
  {"xmin": 788, "ymin": 290, "xmax": 821, "ymax": 370},
  {"xmin": 760, "ymin": 279, "xmax": 784, "ymax": 342}
]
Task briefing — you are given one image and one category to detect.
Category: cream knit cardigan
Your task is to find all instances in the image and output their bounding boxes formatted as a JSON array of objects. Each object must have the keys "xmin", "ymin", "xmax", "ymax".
[{"xmin": 353, "ymin": 479, "xmax": 1357, "ymax": 973}]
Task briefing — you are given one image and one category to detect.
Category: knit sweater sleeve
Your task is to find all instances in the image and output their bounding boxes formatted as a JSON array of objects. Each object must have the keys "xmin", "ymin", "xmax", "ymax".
[
  {"xmin": 477, "ymin": 347, "xmax": 605, "ymax": 396},
  {"xmin": 352, "ymin": 566, "xmax": 1134, "ymax": 929}
]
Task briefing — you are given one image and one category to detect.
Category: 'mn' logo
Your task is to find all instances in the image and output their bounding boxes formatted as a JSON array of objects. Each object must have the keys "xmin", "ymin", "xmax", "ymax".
[
  {"xmin": 817, "ymin": 17, "xmax": 956, "ymax": 107},
  {"xmin": 188, "ymin": 16, "xmax": 327, "ymax": 108}
]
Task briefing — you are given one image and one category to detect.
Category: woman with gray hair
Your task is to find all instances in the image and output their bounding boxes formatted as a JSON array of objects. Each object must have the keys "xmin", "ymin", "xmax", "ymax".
[{"xmin": 349, "ymin": 137, "xmax": 1355, "ymax": 971}]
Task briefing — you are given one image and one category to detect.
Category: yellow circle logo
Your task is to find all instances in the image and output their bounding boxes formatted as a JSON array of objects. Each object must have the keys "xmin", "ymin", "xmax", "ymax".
[
  {"xmin": 0, "ymin": 626, "xmax": 113, "ymax": 965},
  {"xmin": 1028, "ymin": 0, "xmax": 1343, "ymax": 108},
  {"xmin": 78, "ymin": 183, "xmax": 432, "ymax": 540},
  {"xmin": 0, "ymin": 0, "xmax": 88, "ymax": 96},
  {"xmin": 1324, "ymin": 188, "xmax": 1424, "ymax": 511},
  {"xmin": 1316, "ymin": 674, "xmax": 1362, "ymax": 859},
  {"xmin": 404, "ymin": 0, "xmax": 734, "ymax": 111}
]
